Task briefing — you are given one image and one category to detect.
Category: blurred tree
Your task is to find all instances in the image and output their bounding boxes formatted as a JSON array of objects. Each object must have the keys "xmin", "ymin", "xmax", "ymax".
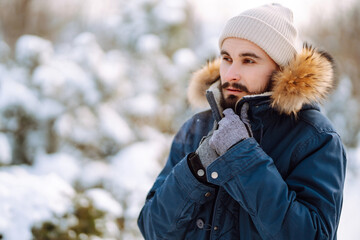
[
  {"xmin": 0, "ymin": 0, "xmax": 82, "ymax": 47},
  {"xmin": 0, "ymin": 0, "xmax": 202, "ymax": 239},
  {"xmin": 304, "ymin": 1, "xmax": 360, "ymax": 147},
  {"xmin": 106, "ymin": 0, "xmax": 201, "ymax": 134}
]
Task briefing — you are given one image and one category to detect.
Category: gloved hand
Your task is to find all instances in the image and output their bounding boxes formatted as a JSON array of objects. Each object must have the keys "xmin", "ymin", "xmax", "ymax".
[
  {"xmin": 196, "ymin": 129, "xmax": 219, "ymax": 169},
  {"xmin": 209, "ymin": 103, "xmax": 252, "ymax": 156}
]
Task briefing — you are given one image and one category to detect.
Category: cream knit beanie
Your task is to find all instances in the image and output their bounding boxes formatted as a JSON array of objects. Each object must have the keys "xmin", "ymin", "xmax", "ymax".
[{"xmin": 218, "ymin": 3, "xmax": 298, "ymax": 66}]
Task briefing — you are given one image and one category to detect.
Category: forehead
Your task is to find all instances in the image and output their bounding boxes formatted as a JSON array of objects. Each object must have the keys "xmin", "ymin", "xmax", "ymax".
[{"xmin": 221, "ymin": 38, "xmax": 267, "ymax": 56}]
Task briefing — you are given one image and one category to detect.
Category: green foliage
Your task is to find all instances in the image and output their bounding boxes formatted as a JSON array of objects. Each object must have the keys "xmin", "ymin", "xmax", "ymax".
[
  {"xmin": 31, "ymin": 222, "xmax": 70, "ymax": 240},
  {"xmin": 31, "ymin": 195, "xmax": 121, "ymax": 240},
  {"xmin": 70, "ymin": 201, "xmax": 104, "ymax": 237}
]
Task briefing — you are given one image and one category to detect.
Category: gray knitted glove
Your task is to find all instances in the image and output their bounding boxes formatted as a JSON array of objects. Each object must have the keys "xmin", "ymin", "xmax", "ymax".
[
  {"xmin": 209, "ymin": 104, "xmax": 252, "ymax": 156},
  {"xmin": 196, "ymin": 135, "xmax": 219, "ymax": 169},
  {"xmin": 195, "ymin": 122, "xmax": 220, "ymax": 169}
]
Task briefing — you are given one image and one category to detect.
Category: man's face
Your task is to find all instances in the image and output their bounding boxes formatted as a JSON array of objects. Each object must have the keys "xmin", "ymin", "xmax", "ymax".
[{"xmin": 219, "ymin": 38, "xmax": 278, "ymax": 109}]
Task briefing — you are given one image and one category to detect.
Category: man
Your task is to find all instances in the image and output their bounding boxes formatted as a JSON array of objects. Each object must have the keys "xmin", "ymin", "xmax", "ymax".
[{"xmin": 138, "ymin": 3, "xmax": 346, "ymax": 240}]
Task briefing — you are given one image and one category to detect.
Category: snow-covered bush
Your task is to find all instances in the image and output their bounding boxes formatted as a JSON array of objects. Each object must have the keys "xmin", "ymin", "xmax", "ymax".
[
  {"xmin": 31, "ymin": 189, "xmax": 123, "ymax": 240},
  {"xmin": 0, "ymin": 0, "xmax": 200, "ymax": 239},
  {"xmin": 0, "ymin": 167, "xmax": 75, "ymax": 240}
]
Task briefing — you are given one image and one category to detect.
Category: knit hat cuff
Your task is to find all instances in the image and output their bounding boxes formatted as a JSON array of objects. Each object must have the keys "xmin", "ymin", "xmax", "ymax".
[{"xmin": 219, "ymin": 15, "xmax": 298, "ymax": 66}]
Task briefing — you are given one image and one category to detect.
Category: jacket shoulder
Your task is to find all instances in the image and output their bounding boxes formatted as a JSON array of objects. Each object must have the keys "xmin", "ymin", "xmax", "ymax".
[
  {"xmin": 174, "ymin": 110, "xmax": 214, "ymax": 154},
  {"xmin": 190, "ymin": 110, "xmax": 214, "ymax": 125},
  {"xmin": 184, "ymin": 110, "xmax": 214, "ymax": 138},
  {"xmin": 298, "ymin": 108, "xmax": 337, "ymax": 134}
]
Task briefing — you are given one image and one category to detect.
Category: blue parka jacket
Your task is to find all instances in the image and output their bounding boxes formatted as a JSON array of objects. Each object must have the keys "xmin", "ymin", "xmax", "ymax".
[{"xmin": 138, "ymin": 46, "xmax": 347, "ymax": 240}]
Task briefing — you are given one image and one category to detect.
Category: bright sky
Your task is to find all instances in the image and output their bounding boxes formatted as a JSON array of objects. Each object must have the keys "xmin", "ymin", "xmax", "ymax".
[{"xmin": 191, "ymin": 0, "xmax": 357, "ymax": 36}]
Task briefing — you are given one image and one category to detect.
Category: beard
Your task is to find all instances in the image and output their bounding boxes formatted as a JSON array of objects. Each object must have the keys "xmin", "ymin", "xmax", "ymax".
[
  {"xmin": 219, "ymin": 73, "xmax": 275, "ymax": 110},
  {"xmin": 219, "ymin": 82, "xmax": 248, "ymax": 110}
]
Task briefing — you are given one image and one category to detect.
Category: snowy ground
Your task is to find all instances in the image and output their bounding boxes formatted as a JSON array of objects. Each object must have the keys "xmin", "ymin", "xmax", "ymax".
[
  {"xmin": 337, "ymin": 148, "xmax": 360, "ymax": 239},
  {"xmin": 0, "ymin": 139, "xmax": 166, "ymax": 239}
]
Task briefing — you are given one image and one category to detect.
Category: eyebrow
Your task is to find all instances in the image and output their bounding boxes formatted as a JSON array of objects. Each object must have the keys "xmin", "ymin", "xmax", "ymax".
[{"xmin": 220, "ymin": 50, "xmax": 261, "ymax": 59}]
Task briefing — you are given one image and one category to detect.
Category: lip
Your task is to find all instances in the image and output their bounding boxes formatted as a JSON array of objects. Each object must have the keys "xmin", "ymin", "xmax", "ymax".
[{"xmin": 225, "ymin": 88, "xmax": 243, "ymax": 93}]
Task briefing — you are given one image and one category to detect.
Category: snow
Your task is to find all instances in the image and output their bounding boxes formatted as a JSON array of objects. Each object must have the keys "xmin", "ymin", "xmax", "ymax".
[
  {"xmin": 0, "ymin": 77, "xmax": 40, "ymax": 117},
  {"xmin": 0, "ymin": 168, "xmax": 75, "ymax": 240},
  {"xmin": 54, "ymin": 107, "xmax": 98, "ymax": 144},
  {"xmin": 338, "ymin": 147, "xmax": 360, "ymax": 238},
  {"xmin": 78, "ymin": 161, "xmax": 110, "ymax": 189},
  {"xmin": 107, "ymin": 141, "xmax": 163, "ymax": 194},
  {"xmin": 98, "ymin": 104, "xmax": 134, "ymax": 145},
  {"xmin": 55, "ymin": 104, "xmax": 134, "ymax": 148},
  {"xmin": 172, "ymin": 48, "xmax": 198, "ymax": 70},
  {"xmin": 136, "ymin": 34, "xmax": 162, "ymax": 53},
  {"xmin": 96, "ymin": 50, "xmax": 127, "ymax": 93},
  {"xmin": 15, "ymin": 35, "xmax": 53, "ymax": 67},
  {"xmin": 32, "ymin": 64, "xmax": 67, "ymax": 97},
  {"xmin": 71, "ymin": 32, "xmax": 104, "ymax": 70},
  {"xmin": 32, "ymin": 59, "xmax": 100, "ymax": 106},
  {"xmin": 32, "ymin": 152, "xmax": 81, "ymax": 185},
  {"xmin": 338, "ymin": 172, "xmax": 360, "ymax": 238},
  {"xmin": 85, "ymin": 188, "xmax": 123, "ymax": 216},
  {"xmin": 37, "ymin": 98, "xmax": 65, "ymax": 120},
  {"xmin": 122, "ymin": 93, "xmax": 160, "ymax": 117},
  {"xmin": 105, "ymin": 141, "xmax": 164, "ymax": 218}
]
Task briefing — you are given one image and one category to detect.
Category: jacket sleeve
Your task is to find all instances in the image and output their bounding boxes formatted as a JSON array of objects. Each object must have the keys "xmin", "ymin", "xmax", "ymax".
[
  {"xmin": 137, "ymin": 119, "xmax": 216, "ymax": 240},
  {"xmin": 206, "ymin": 132, "xmax": 346, "ymax": 240}
]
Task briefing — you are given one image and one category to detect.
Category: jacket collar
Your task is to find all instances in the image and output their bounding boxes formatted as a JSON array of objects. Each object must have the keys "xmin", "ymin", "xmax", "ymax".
[
  {"xmin": 187, "ymin": 44, "xmax": 335, "ymax": 116},
  {"xmin": 234, "ymin": 94, "xmax": 320, "ymax": 117}
]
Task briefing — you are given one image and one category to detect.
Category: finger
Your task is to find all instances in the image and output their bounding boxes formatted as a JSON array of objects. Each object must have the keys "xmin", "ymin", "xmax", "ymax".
[
  {"xmin": 224, "ymin": 109, "xmax": 243, "ymax": 124},
  {"xmin": 218, "ymin": 117, "xmax": 234, "ymax": 129},
  {"xmin": 222, "ymin": 108, "xmax": 235, "ymax": 117},
  {"xmin": 209, "ymin": 133, "xmax": 216, "ymax": 149}
]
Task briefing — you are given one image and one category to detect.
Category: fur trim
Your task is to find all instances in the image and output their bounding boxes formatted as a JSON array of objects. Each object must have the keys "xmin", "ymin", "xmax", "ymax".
[
  {"xmin": 270, "ymin": 44, "xmax": 335, "ymax": 115},
  {"xmin": 187, "ymin": 58, "xmax": 221, "ymax": 108},
  {"xmin": 187, "ymin": 44, "xmax": 335, "ymax": 115}
]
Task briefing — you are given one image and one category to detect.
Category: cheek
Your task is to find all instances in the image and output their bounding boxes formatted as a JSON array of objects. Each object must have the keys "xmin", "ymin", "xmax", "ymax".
[
  {"xmin": 219, "ymin": 64, "xmax": 228, "ymax": 84},
  {"xmin": 246, "ymin": 70, "xmax": 271, "ymax": 92}
]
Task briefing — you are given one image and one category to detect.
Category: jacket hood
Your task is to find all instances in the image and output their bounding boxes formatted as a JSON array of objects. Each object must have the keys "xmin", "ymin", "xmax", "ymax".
[{"xmin": 187, "ymin": 44, "xmax": 335, "ymax": 115}]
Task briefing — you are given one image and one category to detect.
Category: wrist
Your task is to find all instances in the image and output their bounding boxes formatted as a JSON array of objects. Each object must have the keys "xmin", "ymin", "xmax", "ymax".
[
  {"xmin": 187, "ymin": 153, "xmax": 208, "ymax": 184},
  {"xmin": 187, "ymin": 153, "xmax": 217, "ymax": 188}
]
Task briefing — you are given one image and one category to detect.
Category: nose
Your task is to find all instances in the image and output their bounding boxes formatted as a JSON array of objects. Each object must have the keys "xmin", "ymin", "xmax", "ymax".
[{"xmin": 224, "ymin": 62, "xmax": 241, "ymax": 82}]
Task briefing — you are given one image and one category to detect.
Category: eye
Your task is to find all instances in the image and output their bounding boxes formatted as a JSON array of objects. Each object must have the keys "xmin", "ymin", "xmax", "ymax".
[
  {"xmin": 222, "ymin": 56, "xmax": 232, "ymax": 63},
  {"xmin": 243, "ymin": 58, "xmax": 255, "ymax": 64}
]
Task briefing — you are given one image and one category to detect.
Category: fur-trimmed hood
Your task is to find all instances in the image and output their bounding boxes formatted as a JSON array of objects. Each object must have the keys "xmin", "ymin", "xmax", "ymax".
[{"xmin": 187, "ymin": 45, "xmax": 335, "ymax": 115}]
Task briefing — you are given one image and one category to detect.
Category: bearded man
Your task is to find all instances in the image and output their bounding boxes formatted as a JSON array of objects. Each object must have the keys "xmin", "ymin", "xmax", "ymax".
[{"xmin": 138, "ymin": 3, "xmax": 346, "ymax": 240}]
